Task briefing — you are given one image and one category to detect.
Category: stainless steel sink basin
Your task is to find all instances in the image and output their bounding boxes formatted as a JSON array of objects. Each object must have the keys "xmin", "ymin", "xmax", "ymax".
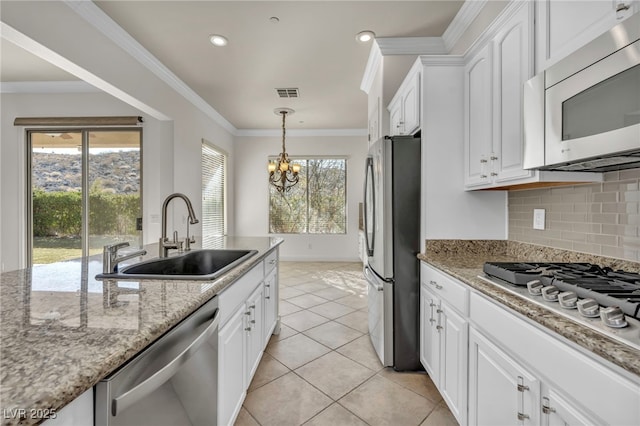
[{"xmin": 96, "ymin": 249, "xmax": 258, "ymax": 280}]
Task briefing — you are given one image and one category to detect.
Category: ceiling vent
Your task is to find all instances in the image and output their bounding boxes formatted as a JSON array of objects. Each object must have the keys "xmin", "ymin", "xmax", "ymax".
[{"xmin": 276, "ymin": 88, "xmax": 299, "ymax": 98}]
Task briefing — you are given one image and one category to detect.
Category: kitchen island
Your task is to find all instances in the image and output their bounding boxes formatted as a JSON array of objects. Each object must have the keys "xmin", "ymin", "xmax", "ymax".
[{"xmin": 0, "ymin": 236, "xmax": 282, "ymax": 426}]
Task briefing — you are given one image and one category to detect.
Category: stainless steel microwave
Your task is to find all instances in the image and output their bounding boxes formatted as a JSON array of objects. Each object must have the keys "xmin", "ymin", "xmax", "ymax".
[{"xmin": 524, "ymin": 12, "xmax": 640, "ymax": 172}]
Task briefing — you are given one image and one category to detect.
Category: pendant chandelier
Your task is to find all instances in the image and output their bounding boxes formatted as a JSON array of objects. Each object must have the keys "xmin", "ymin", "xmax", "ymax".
[{"xmin": 268, "ymin": 108, "xmax": 300, "ymax": 193}]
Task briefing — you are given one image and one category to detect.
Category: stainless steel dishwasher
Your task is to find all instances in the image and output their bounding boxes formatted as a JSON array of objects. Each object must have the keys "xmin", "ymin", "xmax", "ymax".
[{"xmin": 95, "ymin": 296, "xmax": 219, "ymax": 426}]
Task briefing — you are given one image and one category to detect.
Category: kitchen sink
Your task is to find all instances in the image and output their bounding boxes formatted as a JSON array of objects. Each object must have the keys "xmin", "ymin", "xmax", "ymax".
[{"xmin": 96, "ymin": 249, "xmax": 258, "ymax": 280}]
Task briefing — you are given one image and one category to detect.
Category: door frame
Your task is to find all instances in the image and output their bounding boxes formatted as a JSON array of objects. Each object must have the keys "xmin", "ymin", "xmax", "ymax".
[{"xmin": 26, "ymin": 127, "xmax": 143, "ymax": 266}]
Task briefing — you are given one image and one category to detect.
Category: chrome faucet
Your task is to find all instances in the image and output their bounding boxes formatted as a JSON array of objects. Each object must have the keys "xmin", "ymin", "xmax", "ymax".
[
  {"xmin": 103, "ymin": 242, "xmax": 147, "ymax": 274},
  {"xmin": 160, "ymin": 193, "xmax": 199, "ymax": 257}
]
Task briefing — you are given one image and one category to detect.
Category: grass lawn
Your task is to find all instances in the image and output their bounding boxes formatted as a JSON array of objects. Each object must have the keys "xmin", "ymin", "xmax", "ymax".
[{"xmin": 33, "ymin": 236, "xmax": 133, "ymax": 264}]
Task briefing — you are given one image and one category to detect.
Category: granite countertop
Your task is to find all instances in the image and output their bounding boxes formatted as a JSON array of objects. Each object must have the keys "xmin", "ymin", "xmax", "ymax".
[
  {"xmin": 0, "ymin": 236, "xmax": 283, "ymax": 426},
  {"xmin": 418, "ymin": 240, "xmax": 640, "ymax": 379}
]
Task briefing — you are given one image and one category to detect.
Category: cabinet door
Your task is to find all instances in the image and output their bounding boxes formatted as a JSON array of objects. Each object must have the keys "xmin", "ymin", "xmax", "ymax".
[
  {"xmin": 245, "ymin": 286, "xmax": 264, "ymax": 383},
  {"xmin": 263, "ymin": 267, "xmax": 278, "ymax": 345},
  {"xmin": 439, "ymin": 303, "xmax": 468, "ymax": 425},
  {"xmin": 542, "ymin": 387, "xmax": 596, "ymax": 426},
  {"xmin": 469, "ymin": 328, "xmax": 539, "ymax": 426},
  {"xmin": 464, "ymin": 43, "xmax": 493, "ymax": 187},
  {"xmin": 419, "ymin": 285, "xmax": 440, "ymax": 382},
  {"xmin": 401, "ymin": 72, "xmax": 420, "ymax": 135},
  {"xmin": 389, "ymin": 100, "xmax": 402, "ymax": 136},
  {"xmin": 493, "ymin": 2, "xmax": 534, "ymax": 184},
  {"xmin": 218, "ymin": 306, "xmax": 246, "ymax": 426},
  {"xmin": 535, "ymin": 0, "xmax": 636, "ymax": 72}
]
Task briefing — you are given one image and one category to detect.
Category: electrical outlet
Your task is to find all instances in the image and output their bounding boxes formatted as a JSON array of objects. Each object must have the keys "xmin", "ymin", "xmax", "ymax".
[{"xmin": 533, "ymin": 209, "xmax": 546, "ymax": 230}]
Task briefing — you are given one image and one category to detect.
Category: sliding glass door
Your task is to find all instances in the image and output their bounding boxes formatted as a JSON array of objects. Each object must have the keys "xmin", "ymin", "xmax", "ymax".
[{"xmin": 29, "ymin": 129, "xmax": 142, "ymax": 265}]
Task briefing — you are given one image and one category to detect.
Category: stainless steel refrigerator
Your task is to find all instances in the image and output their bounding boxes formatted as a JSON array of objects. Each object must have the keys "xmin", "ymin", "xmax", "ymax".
[{"xmin": 363, "ymin": 135, "xmax": 421, "ymax": 371}]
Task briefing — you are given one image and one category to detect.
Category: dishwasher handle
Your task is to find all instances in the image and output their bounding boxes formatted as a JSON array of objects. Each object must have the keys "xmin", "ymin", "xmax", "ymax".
[{"xmin": 112, "ymin": 308, "xmax": 220, "ymax": 416}]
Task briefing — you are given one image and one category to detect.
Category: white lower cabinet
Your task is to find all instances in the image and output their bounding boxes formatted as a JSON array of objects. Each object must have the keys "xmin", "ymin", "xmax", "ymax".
[
  {"xmin": 420, "ymin": 262, "xmax": 640, "ymax": 426},
  {"xmin": 218, "ymin": 304, "xmax": 247, "ymax": 426},
  {"xmin": 217, "ymin": 249, "xmax": 280, "ymax": 426},
  {"xmin": 540, "ymin": 385, "xmax": 594, "ymax": 426},
  {"xmin": 470, "ymin": 290, "xmax": 640, "ymax": 426},
  {"xmin": 262, "ymin": 267, "xmax": 278, "ymax": 346},
  {"xmin": 420, "ymin": 263, "xmax": 468, "ymax": 425},
  {"xmin": 245, "ymin": 285, "xmax": 264, "ymax": 383},
  {"xmin": 468, "ymin": 327, "xmax": 540, "ymax": 425}
]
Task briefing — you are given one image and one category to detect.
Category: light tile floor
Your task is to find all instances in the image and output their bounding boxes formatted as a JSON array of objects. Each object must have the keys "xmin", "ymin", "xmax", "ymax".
[{"xmin": 235, "ymin": 261, "xmax": 459, "ymax": 426}]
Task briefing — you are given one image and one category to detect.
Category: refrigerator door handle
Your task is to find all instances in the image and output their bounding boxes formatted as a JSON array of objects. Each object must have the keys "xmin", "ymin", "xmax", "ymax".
[
  {"xmin": 363, "ymin": 156, "xmax": 375, "ymax": 257},
  {"xmin": 364, "ymin": 265, "xmax": 384, "ymax": 291}
]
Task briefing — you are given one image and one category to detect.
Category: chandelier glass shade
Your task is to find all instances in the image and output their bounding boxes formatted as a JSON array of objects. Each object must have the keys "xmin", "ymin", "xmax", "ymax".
[{"xmin": 269, "ymin": 108, "xmax": 300, "ymax": 192}]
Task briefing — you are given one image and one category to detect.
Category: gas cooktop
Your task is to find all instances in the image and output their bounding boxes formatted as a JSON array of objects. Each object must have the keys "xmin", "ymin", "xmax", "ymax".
[{"xmin": 480, "ymin": 262, "xmax": 640, "ymax": 351}]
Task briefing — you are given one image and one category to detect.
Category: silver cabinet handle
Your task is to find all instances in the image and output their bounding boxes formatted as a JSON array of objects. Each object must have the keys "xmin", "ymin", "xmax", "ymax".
[
  {"xmin": 112, "ymin": 308, "xmax": 220, "ymax": 416},
  {"xmin": 617, "ymin": 3, "xmax": 631, "ymax": 12},
  {"xmin": 429, "ymin": 280, "xmax": 442, "ymax": 290},
  {"xmin": 480, "ymin": 158, "xmax": 488, "ymax": 163},
  {"xmin": 490, "ymin": 155, "xmax": 498, "ymax": 160},
  {"xmin": 542, "ymin": 397, "xmax": 556, "ymax": 415},
  {"xmin": 480, "ymin": 174, "xmax": 488, "ymax": 178},
  {"xmin": 517, "ymin": 412, "xmax": 530, "ymax": 421}
]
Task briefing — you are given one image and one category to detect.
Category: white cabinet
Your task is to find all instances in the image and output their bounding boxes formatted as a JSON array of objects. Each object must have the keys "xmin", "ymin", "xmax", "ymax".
[
  {"xmin": 468, "ymin": 327, "xmax": 540, "ymax": 425},
  {"xmin": 217, "ymin": 249, "xmax": 280, "ymax": 426},
  {"xmin": 419, "ymin": 263, "xmax": 468, "ymax": 425},
  {"xmin": 368, "ymin": 98, "xmax": 380, "ymax": 146},
  {"xmin": 469, "ymin": 290, "xmax": 640, "ymax": 426},
  {"xmin": 218, "ymin": 304, "xmax": 247, "ymax": 426},
  {"xmin": 536, "ymin": 0, "xmax": 639, "ymax": 73},
  {"xmin": 464, "ymin": 2, "xmax": 533, "ymax": 189},
  {"xmin": 464, "ymin": 42, "xmax": 494, "ymax": 188},
  {"xmin": 263, "ymin": 267, "xmax": 278, "ymax": 346},
  {"xmin": 541, "ymin": 386, "xmax": 594, "ymax": 426},
  {"xmin": 41, "ymin": 388, "xmax": 93, "ymax": 426},
  {"xmin": 464, "ymin": 1, "xmax": 601, "ymax": 190},
  {"xmin": 388, "ymin": 68, "xmax": 420, "ymax": 136},
  {"xmin": 245, "ymin": 285, "xmax": 264, "ymax": 383}
]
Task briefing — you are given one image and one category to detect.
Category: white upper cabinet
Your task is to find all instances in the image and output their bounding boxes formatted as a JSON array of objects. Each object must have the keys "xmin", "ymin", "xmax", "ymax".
[
  {"xmin": 536, "ymin": 0, "xmax": 639, "ymax": 73},
  {"xmin": 464, "ymin": 43, "xmax": 494, "ymax": 187},
  {"xmin": 388, "ymin": 67, "xmax": 421, "ymax": 136},
  {"xmin": 464, "ymin": 1, "xmax": 603, "ymax": 190},
  {"xmin": 492, "ymin": 3, "xmax": 535, "ymax": 184}
]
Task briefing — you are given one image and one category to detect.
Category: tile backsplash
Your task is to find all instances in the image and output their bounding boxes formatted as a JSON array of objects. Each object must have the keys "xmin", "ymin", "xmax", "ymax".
[{"xmin": 508, "ymin": 169, "xmax": 640, "ymax": 262}]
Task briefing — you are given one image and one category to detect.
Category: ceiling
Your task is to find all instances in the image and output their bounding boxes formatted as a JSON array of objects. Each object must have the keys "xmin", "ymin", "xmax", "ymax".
[{"xmin": 1, "ymin": 1, "xmax": 465, "ymax": 131}]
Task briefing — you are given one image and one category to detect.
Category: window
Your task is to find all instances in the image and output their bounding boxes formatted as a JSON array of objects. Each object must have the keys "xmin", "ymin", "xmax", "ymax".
[
  {"xmin": 269, "ymin": 158, "xmax": 347, "ymax": 234},
  {"xmin": 202, "ymin": 141, "xmax": 227, "ymax": 245}
]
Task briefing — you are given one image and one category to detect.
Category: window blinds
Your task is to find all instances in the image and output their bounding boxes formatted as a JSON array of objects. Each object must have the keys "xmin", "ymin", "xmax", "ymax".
[{"xmin": 202, "ymin": 142, "xmax": 226, "ymax": 246}]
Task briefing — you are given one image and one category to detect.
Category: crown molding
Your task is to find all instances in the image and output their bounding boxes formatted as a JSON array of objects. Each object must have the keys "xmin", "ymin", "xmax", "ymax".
[
  {"xmin": 0, "ymin": 80, "xmax": 100, "ymax": 93},
  {"xmin": 63, "ymin": 0, "xmax": 237, "ymax": 134},
  {"xmin": 359, "ymin": 42, "xmax": 382, "ymax": 94},
  {"xmin": 419, "ymin": 55, "xmax": 466, "ymax": 67},
  {"xmin": 235, "ymin": 128, "xmax": 368, "ymax": 138},
  {"xmin": 375, "ymin": 37, "xmax": 447, "ymax": 55},
  {"xmin": 442, "ymin": 0, "xmax": 488, "ymax": 52}
]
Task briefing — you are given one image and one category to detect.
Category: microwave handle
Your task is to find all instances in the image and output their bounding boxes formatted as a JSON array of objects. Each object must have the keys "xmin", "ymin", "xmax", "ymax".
[
  {"xmin": 111, "ymin": 308, "xmax": 220, "ymax": 416},
  {"xmin": 523, "ymin": 72, "xmax": 545, "ymax": 169}
]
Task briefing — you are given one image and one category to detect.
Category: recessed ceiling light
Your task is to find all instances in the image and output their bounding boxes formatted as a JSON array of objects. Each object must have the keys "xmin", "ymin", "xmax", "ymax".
[
  {"xmin": 269, "ymin": 16, "xmax": 280, "ymax": 24},
  {"xmin": 356, "ymin": 30, "xmax": 375, "ymax": 43},
  {"xmin": 209, "ymin": 34, "xmax": 228, "ymax": 47}
]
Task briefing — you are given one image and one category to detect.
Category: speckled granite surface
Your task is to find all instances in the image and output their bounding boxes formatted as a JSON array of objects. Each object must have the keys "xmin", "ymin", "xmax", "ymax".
[
  {"xmin": 418, "ymin": 239, "xmax": 640, "ymax": 378},
  {"xmin": 0, "ymin": 236, "xmax": 282, "ymax": 426}
]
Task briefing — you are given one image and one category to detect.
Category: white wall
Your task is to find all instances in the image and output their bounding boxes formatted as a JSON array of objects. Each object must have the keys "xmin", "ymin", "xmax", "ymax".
[
  {"xmin": 1, "ymin": 1, "xmax": 237, "ymax": 270},
  {"xmin": 234, "ymin": 135, "xmax": 367, "ymax": 261}
]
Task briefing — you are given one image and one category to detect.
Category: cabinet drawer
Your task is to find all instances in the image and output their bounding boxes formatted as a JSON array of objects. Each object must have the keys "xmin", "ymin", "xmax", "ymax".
[
  {"xmin": 218, "ymin": 262, "xmax": 263, "ymax": 326},
  {"xmin": 420, "ymin": 262, "xmax": 469, "ymax": 314},
  {"xmin": 470, "ymin": 291, "xmax": 640, "ymax": 425},
  {"xmin": 264, "ymin": 249, "xmax": 277, "ymax": 275}
]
